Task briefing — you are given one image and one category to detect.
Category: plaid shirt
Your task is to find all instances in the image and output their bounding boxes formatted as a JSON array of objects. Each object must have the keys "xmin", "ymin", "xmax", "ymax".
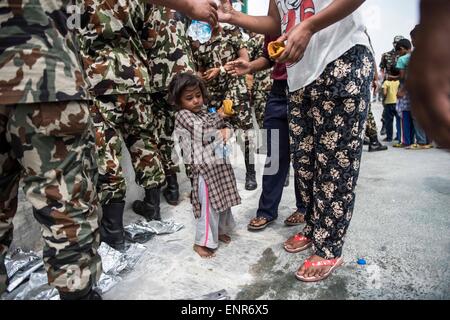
[{"xmin": 174, "ymin": 109, "xmax": 241, "ymax": 217}]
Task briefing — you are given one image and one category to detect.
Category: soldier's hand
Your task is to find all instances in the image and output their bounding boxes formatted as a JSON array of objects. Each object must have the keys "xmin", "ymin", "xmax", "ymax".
[
  {"xmin": 202, "ymin": 68, "xmax": 220, "ymax": 82},
  {"xmin": 225, "ymin": 59, "xmax": 252, "ymax": 77},
  {"xmin": 181, "ymin": 0, "xmax": 218, "ymax": 27}
]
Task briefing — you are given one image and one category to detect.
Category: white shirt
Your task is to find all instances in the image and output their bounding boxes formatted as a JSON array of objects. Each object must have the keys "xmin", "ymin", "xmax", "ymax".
[{"xmin": 277, "ymin": 0, "xmax": 372, "ymax": 92}]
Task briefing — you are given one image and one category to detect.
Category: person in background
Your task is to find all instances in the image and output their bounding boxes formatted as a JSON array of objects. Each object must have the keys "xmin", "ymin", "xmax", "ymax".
[
  {"xmin": 382, "ymin": 70, "xmax": 401, "ymax": 142},
  {"xmin": 379, "ymin": 35, "xmax": 405, "ymax": 136}
]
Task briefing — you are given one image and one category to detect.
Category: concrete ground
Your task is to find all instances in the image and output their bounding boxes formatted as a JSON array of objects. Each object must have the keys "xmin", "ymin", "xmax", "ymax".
[{"xmin": 10, "ymin": 102, "xmax": 450, "ymax": 300}]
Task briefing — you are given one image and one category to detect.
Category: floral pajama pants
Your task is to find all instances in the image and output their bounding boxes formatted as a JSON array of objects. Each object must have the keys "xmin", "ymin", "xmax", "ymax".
[{"xmin": 289, "ymin": 45, "xmax": 374, "ymax": 259}]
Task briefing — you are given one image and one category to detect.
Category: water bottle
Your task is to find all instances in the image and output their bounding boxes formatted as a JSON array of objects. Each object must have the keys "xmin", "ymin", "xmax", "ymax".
[
  {"xmin": 187, "ymin": 20, "xmax": 212, "ymax": 44},
  {"xmin": 215, "ymin": 142, "xmax": 231, "ymax": 160}
]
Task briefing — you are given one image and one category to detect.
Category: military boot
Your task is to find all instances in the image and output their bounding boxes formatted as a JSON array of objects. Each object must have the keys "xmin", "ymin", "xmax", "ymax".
[
  {"xmin": 163, "ymin": 174, "xmax": 179, "ymax": 206},
  {"xmin": 132, "ymin": 187, "xmax": 161, "ymax": 221},
  {"xmin": 244, "ymin": 139, "xmax": 257, "ymax": 190},
  {"xmin": 244, "ymin": 156, "xmax": 257, "ymax": 191},
  {"xmin": 99, "ymin": 201, "xmax": 126, "ymax": 251},
  {"xmin": 59, "ymin": 287, "xmax": 102, "ymax": 300},
  {"xmin": 368, "ymin": 135, "xmax": 388, "ymax": 152},
  {"xmin": 284, "ymin": 168, "xmax": 290, "ymax": 187}
]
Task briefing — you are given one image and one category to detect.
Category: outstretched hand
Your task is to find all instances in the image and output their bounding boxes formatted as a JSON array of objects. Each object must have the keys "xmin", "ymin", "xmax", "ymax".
[
  {"xmin": 202, "ymin": 68, "xmax": 220, "ymax": 82},
  {"xmin": 224, "ymin": 59, "xmax": 252, "ymax": 77}
]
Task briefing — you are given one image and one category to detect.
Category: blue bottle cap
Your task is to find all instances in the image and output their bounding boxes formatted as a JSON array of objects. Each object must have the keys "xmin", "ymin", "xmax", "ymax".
[{"xmin": 357, "ymin": 258, "xmax": 366, "ymax": 265}]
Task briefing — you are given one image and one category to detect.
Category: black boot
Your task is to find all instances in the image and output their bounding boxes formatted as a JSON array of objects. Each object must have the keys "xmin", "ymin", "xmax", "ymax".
[
  {"xmin": 132, "ymin": 187, "xmax": 161, "ymax": 221},
  {"xmin": 244, "ymin": 155, "xmax": 257, "ymax": 191},
  {"xmin": 284, "ymin": 168, "xmax": 290, "ymax": 187},
  {"xmin": 363, "ymin": 135, "xmax": 370, "ymax": 145},
  {"xmin": 59, "ymin": 287, "xmax": 102, "ymax": 300},
  {"xmin": 100, "ymin": 201, "xmax": 125, "ymax": 251},
  {"xmin": 244, "ymin": 139, "xmax": 257, "ymax": 190},
  {"xmin": 163, "ymin": 174, "xmax": 179, "ymax": 206},
  {"xmin": 368, "ymin": 136, "xmax": 388, "ymax": 152}
]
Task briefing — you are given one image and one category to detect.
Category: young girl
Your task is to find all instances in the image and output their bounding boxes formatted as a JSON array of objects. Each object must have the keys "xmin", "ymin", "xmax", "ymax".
[{"xmin": 169, "ymin": 73, "xmax": 241, "ymax": 258}]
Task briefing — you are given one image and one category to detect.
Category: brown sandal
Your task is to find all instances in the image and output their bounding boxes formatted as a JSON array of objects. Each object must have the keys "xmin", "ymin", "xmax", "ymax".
[
  {"xmin": 284, "ymin": 211, "xmax": 306, "ymax": 226},
  {"xmin": 247, "ymin": 216, "xmax": 275, "ymax": 231}
]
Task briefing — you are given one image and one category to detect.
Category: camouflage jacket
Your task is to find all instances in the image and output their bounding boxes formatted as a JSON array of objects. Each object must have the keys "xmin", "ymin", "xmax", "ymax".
[
  {"xmin": 0, "ymin": 0, "xmax": 87, "ymax": 105},
  {"xmin": 379, "ymin": 49, "xmax": 399, "ymax": 78},
  {"xmin": 142, "ymin": 6, "xmax": 195, "ymax": 93},
  {"xmin": 76, "ymin": 0, "xmax": 151, "ymax": 96},
  {"xmin": 247, "ymin": 34, "xmax": 272, "ymax": 92},
  {"xmin": 191, "ymin": 25, "xmax": 247, "ymax": 91}
]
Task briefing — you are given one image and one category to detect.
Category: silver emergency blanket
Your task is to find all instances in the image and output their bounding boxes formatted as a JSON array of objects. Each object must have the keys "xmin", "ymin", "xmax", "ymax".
[
  {"xmin": 94, "ymin": 242, "xmax": 147, "ymax": 294},
  {"xmin": 124, "ymin": 219, "xmax": 184, "ymax": 243},
  {"xmin": 188, "ymin": 289, "xmax": 230, "ymax": 300},
  {"xmin": 2, "ymin": 270, "xmax": 59, "ymax": 300},
  {"xmin": 4, "ymin": 248, "xmax": 44, "ymax": 292},
  {"xmin": 2, "ymin": 243, "xmax": 147, "ymax": 299}
]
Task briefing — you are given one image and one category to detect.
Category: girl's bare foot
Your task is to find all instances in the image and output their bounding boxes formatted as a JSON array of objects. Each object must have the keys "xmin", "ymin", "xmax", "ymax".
[
  {"xmin": 218, "ymin": 234, "xmax": 231, "ymax": 243},
  {"xmin": 193, "ymin": 245, "xmax": 215, "ymax": 258}
]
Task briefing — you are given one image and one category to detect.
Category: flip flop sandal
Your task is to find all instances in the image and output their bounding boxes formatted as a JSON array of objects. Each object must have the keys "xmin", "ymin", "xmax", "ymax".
[
  {"xmin": 295, "ymin": 257, "xmax": 344, "ymax": 282},
  {"xmin": 284, "ymin": 211, "xmax": 306, "ymax": 226},
  {"xmin": 247, "ymin": 216, "xmax": 275, "ymax": 231},
  {"xmin": 283, "ymin": 234, "xmax": 312, "ymax": 253}
]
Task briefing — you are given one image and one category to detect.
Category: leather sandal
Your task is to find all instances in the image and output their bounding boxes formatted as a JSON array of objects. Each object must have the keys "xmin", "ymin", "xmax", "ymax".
[
  {"xmin": 284, "ymin": 211, "xmax": 306, "ymax": 226},
  {"xmin": 247, "ymin": 216, "xmax": 275, "ymax": 231}
]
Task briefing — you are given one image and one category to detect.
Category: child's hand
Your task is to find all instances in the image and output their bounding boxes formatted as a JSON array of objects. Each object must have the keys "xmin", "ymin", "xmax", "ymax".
[
  {"xmin": 217, "ymin": 107, "xmax": 232, "ymax": 118},
  {"xmin": 220, "ymin": 128, "xmax": 231, "ymax": 143}
]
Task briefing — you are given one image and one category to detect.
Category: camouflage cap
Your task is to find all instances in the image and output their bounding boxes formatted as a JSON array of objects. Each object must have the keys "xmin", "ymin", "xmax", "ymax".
[{"xmin": 393, "ymin": 35, "xmax": 405, "ymax": 45}]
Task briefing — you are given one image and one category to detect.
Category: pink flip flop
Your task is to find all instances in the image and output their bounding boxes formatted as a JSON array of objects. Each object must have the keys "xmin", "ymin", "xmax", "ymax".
[
  {"xmin": 295, "ymin": 257, "xmax": 344, "ymax": 282},
  {"xmin": 283, "ymin": 234, "xmax": 312, "ymax": 253}
]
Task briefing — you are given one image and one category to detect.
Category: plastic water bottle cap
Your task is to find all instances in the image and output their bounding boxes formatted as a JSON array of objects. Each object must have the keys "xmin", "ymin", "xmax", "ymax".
[{"xmin": 357, "ymin": 258, "xmax": 366, "ymax": 265}]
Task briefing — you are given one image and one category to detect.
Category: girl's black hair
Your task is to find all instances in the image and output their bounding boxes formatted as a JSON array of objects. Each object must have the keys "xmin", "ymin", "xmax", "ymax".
[{"xmin": 168, "ymin": 72, "xmax": 209, "ymax": 109}]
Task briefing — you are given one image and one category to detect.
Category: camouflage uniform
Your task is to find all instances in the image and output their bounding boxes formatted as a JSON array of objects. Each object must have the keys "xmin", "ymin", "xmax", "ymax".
[
  {"xmin": 77, "ymin": 0, "xmax": 164, "ymax": 204},
  {"xmin": 191, "ymin": 25, "xmax": 257, "ymax": 189},
  {"xmin": 0, "ymin": 0, "xmax": 101, "ymax": 297},
  {"xmin": 142, "ymin": 6, "xmax": 195, "ymax": 175},
  {"xmin": 379, "ymin": 49, "xmax": 399, "ymax": 80},
  {"xmin": 247, "ymin": 33, "xmax": 273, "ymax": 129},
  {"xmin": 365, "ymin": 106, "xmax": 378, "ymax": 138},
  {"xmin": 191, "ymin": 25, "xmax": 253, "ymax": 132}
]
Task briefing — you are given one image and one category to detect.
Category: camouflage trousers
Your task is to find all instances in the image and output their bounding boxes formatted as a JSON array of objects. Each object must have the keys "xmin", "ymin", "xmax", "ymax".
[
  {"xmin": 0, "ymin": 101, "xmax": 102, "ymax": 295},
  {"xmin": 251, "ymin": 89, "xmax": 269, "ymax": 129},
  {"xmin": 149, "ymin": 91, "xmax": 179, "ymax": 175},
  {"xmin": 92, "ymin": 94, "xmax": 165, "ymax": 205},
  {"xmin": 364, "ymin": 104, "xmax": 378, "ymax": 138}
]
